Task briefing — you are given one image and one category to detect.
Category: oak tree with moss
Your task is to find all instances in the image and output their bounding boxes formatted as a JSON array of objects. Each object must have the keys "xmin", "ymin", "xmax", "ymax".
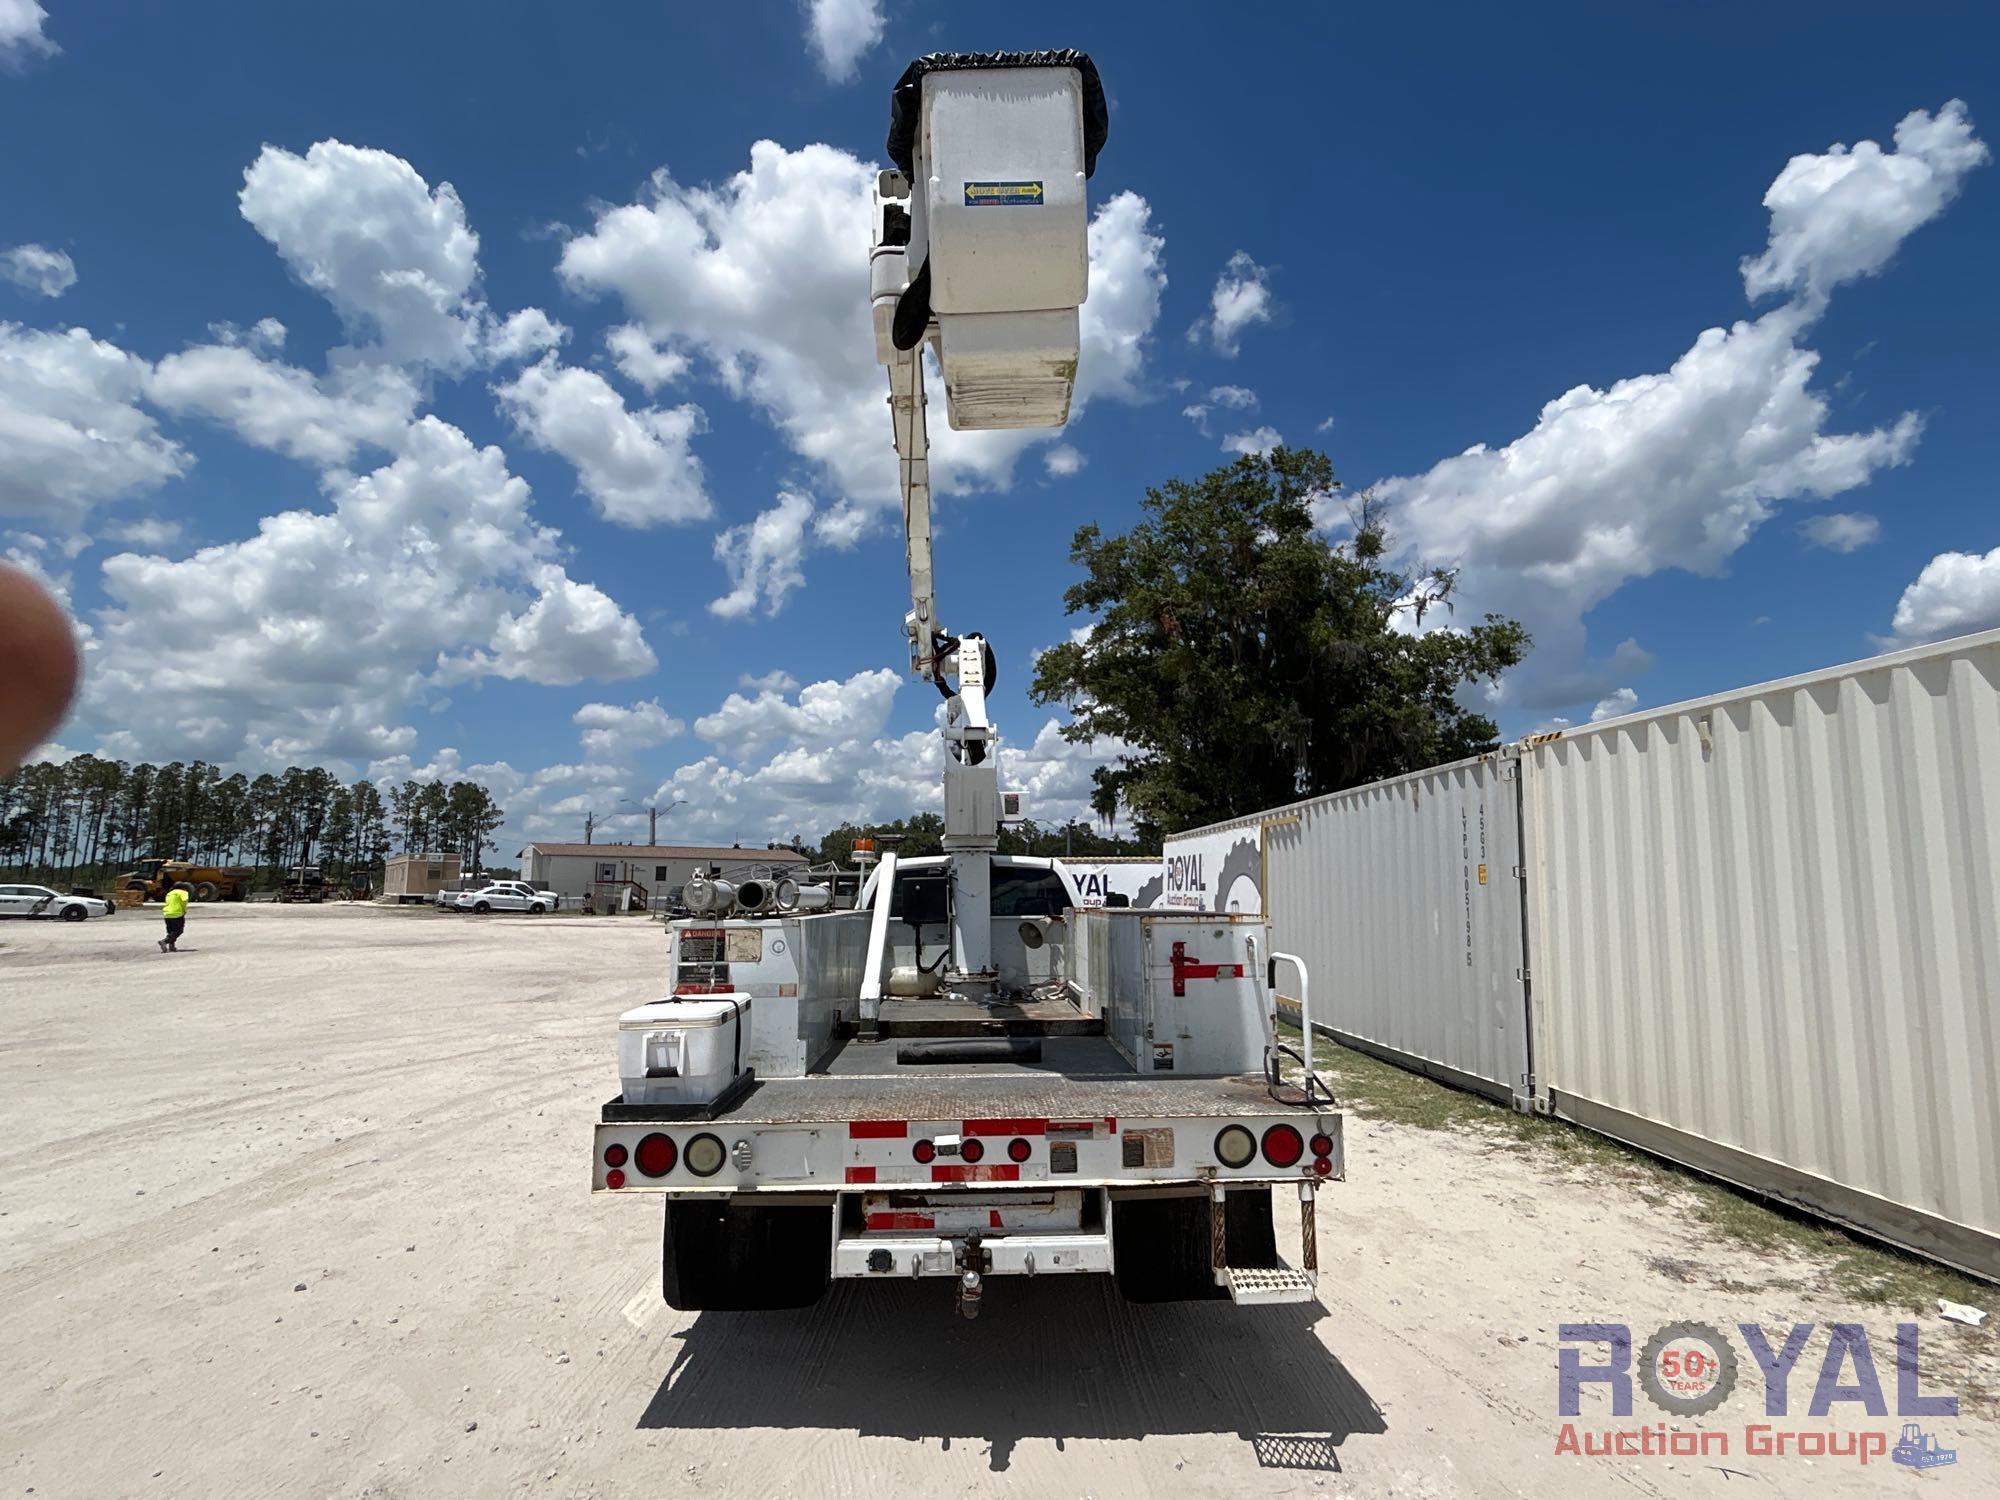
[{"xmin": 1029, "ymin": 447, "xmax": 1528, "ymax": 835}]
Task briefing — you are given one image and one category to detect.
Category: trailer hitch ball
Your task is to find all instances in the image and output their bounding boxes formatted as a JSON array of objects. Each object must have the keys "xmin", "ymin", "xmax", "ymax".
[{"xmin": 958, "ymin": 1269, "xmax": 983, "ymax": 1320}]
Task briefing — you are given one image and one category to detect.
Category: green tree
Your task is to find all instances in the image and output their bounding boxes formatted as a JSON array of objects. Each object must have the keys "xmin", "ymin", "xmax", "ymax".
[{"xmin": 1029, "ymin": 447, "xmax": 1528, "ymax": 833}]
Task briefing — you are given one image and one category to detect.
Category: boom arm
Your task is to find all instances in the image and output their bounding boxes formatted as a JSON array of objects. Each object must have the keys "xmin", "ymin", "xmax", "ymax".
[
  {"xmin": 887, "ymin": 346, "xmax": 939, "ymax": 683},
  {"xmin": 868, "ymin": 53, "xmax": 1101, "ymax": 991}
]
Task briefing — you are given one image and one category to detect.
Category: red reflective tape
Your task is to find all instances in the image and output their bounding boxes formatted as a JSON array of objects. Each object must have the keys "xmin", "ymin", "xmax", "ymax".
[
  {"xmin": 1105, "ymin": 1117, "xmax": 1117, "ymax": 1133},
  {"xmin": 931, "ymin": 1165, "xmax": 1021, "ymax": 1183},
  {"xmin": 962, "ymin": 1118, "xmax": 1046, "ymax": 1136},
  {"xmin": 847, "ymin": 1120, "xmax": 908, "ymax": 1139},
  {"xmin": 844, "ymin": 1166, "xmax": 876, "ymax": 1184},
  {"xmin": 990, "ymin": 1210, "xmax": 1004, "ymax": 1228},
  {"xmin": 866, "ymin": 1212, "xmax": 935, "ymax": 1231},
  {"xmin": 674, "ymin": 983, "xmax": 731, "ymax": 995}
]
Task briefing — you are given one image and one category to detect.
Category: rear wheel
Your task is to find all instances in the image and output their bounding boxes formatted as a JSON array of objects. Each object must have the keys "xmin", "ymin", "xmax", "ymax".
[
  {"xmin": 661, "ymin": 1200, "xmax": 829, "ymax": 1311},
  {"xmin": 1113, "ymin": 1188, "xmax": 1278, "ymax": 1303},
  {"xmin": 194, "ymin": 881, "xmax": 219, "ymax": 902},
  {"xmin": 61, "ymin": 903, "xmax": 87, "ymax": 922}
]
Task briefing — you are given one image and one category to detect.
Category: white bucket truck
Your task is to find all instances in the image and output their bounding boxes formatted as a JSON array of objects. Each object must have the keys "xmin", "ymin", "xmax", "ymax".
[{"xmin": 593, "ymin": 51, "xmax": 1341, "ymax": 1318}]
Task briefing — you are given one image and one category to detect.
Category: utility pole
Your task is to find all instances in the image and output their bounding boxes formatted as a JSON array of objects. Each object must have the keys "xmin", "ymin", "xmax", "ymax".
[
  {"xmin": 585, "ymin": 810, "xmax": 595, "ymax": 845},
  {"xmin": 623, "ymin": 797, "xmax": 685, "ymax": 847}
]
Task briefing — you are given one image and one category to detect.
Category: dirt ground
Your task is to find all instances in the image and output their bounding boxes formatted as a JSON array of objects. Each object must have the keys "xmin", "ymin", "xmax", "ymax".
[{"xmin": 2, "ymin": 904, "xmax": 1993, "ymax": 1499}]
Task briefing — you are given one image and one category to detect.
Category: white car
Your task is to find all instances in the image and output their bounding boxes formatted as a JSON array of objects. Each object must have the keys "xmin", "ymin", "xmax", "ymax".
[
  {"xmin": 452, "ymin": 881, "xmax": 556, "ymax": 914},
  {"xmin": 0, "ymin": 884, "xmax": 115, "ymax": 922}
]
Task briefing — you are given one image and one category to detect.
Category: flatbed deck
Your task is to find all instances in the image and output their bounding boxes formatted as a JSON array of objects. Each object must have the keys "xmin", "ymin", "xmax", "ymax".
[{"xmin": 606, "ymin": 1036, "xmax": 1320, "ymax": 1125}]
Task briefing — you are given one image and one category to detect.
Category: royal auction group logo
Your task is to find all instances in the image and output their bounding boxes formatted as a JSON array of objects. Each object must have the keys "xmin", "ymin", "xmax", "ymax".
[{"xmin": 1556, "ymin": 1320, "xmax": 1961, "ymax": 1469}]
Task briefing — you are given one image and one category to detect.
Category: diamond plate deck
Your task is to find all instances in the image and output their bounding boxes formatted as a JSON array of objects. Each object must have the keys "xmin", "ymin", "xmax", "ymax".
[{"xmin": 720, "ymin": 1068, "xmax": 1308, "ymax": 1124}]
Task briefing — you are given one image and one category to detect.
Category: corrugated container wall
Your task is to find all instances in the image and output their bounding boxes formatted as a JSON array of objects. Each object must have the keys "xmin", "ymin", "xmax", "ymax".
[
  {"xmin": 1264, "ymin": 756, "xmax": 1531, "ymax": 1104},
  {"xmin": 1522, "ymin": 630, "xmax": 2000, "ymax": 1278}
]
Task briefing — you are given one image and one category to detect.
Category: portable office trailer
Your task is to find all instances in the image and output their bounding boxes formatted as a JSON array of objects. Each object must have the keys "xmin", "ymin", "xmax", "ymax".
[{"xmin": 382, "ymin": 852, "xmax": 462, "ymax": 899}]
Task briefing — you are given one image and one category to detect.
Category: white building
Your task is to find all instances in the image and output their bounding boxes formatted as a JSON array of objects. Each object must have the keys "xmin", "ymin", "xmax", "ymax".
[{"xmin": 517, "ymin": 842, "xmax": 811, "ymax": 909}]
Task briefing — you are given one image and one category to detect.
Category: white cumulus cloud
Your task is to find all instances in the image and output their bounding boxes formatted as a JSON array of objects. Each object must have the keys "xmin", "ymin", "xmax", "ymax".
[
  {"xmin": 559, "ymin": 145, "xmax": 1165, "ymax": 519},
  {"xmin": 1044, "ymin": 444, "xmax": 1085, "ymax": 478},
  {"xmin": 710, "ymin": 489, "xmax": 815, "ymax": 619},
  {"xmin": 0, "ymin": 323, "xmax": 188, "ymax": 527},
  {"xmin": 1379, "ymin": 302, "xmax": 1921, "ymax": 709},
  {"xmin": 0, "ymin": 0, "xmax": 56, "ymax": 61},
  {"xmin": 484, "ymin": 307, "xmax": 569, "ymax": 362},
  {"xmin": 1222, "ymin": 426, "xmax": 1284, "ymax": 457},
  {"xmin": 81, "ymin": 417, "xmax": 653, "ymax": 764},
  {"xmin": 803, "ymin": 0, "xmax": 884, "ymax": 84},
  {"xmin": 1798, "ymin": 511, "xmax": 1881, "ymax": 552},
  {"xmin": 148, "ymin": 343, "xmax": 419, "ymax": 466},
  {"xmin": 239, "ymin": 140, "xmax": 488, "ymax": 371},
  {"xmin": 573, "ymin": 698, "xmax": 685, "ymax": 758},
  {"xmin": 1190, "ymin": 250, "xmax": 1274, "ymax": 356},
  {"xmin": 605, "ymin": 323, "xmax": 691, "ymax": 392},
  {"xmin": 1589, "ymin": 687, "xmax": 1639, "ymax": 723},
  {"xmin": 1742, "ymin": 100, "xmax": 1988, "ymax": 302},
  {"xmin": 1886, "ymin": 547, "xmax": 2000, "ymax": 646},
  {"xmin": 1, "ymin": 244, "xmax": 76, "ymax": 297},
  {"xmin": 494, "ymin": 356, "xmax": 710, "ymax": 527}
]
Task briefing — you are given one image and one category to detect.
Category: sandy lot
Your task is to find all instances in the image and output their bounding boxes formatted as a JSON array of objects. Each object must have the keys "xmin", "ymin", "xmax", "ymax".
[{"xmin": 2, "ymin": 904, "xmax": 1992, "ymax": 1499}]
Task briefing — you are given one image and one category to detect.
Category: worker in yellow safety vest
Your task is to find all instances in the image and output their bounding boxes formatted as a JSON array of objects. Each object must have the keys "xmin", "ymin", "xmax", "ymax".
[{"xmin": 158, "ymin": 884, "xmax": 190, "ymax": 952}]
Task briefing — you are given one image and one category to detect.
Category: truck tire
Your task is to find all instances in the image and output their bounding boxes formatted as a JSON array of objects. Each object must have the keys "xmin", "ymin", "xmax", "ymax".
[
  {"xmin": 661, "ymin": 1200, "xmax": 829, "ymax": 1312},
  {"xmin": 1113, "ymin": 1188, "xmax": 1278, "ymax": 1303},
  {"xmin": 194, "ymin": 881, "xmax": 219, "ymax": 902}
]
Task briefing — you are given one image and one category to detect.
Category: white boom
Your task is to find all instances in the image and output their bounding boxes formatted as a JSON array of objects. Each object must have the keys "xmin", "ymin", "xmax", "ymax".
[{"xmin": 870, "ymin": 55, "xmax": 1097, "ymax": 994}]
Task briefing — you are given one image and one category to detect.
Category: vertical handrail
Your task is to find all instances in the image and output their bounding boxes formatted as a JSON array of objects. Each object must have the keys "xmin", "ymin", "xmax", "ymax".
[
  {"xmin": 858, "ymin": 850, "xmax": 898, "ymax": 1025},
  {"xmin": 1269, "ymin": 950, "xmax": 1330, "ymax": 1103}
]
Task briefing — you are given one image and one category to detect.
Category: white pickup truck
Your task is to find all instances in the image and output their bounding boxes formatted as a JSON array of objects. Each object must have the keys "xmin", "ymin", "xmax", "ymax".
[
  {"xmin": 451, "ymin": 881, "xmax": 557, "ymax": 914},
  {"xmin": 593, "ymin": 855, "xmax": 1340, "ymax": 1317}
]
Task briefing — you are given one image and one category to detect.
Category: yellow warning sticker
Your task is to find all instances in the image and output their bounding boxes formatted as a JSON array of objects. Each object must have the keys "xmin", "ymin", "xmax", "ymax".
[{"xmin": 963, "ymin": 180, "xmax": 1044, "ymax": 206}]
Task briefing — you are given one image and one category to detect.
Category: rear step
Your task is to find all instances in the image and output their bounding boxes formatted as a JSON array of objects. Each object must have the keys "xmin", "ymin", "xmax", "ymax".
[{"xmin": 1222, "ymin": 1265, "xmax": 1317, "ymax": 1305}]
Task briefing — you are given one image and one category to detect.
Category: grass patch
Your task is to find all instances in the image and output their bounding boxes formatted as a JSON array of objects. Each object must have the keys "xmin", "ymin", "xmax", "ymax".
[{"xmin": 1282, "ymin": 1022, "xmax": 1997, "ymax": 1317}]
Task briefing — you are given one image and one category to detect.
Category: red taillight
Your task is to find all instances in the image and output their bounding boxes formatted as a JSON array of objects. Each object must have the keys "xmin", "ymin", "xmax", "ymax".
[
  {"xmin": 634, "ymin": 1133, "xmax": 677, "ymax": 1177},
  {"xmin": 605, "ymin": 1168, "xmax": 626, "ymax": 1190},
  {"xmin": 912, "ymin": 1139, "xmax": 936, "ymax": 1164},
  {"xmin": 1312, "ymin": 1156, "xmax": 1333, "ymax": 1177},
  {"xmin": 1261, "ymin": 1124, "xmax": 1305, "ymax": 1168},
  {"xmin": 1006, "ymin": 1137, "xmax": 1031, "ymax": 1163},
  {"xmin": 603, "ymin": 1142, "xmax": 628, "ymax": 1168},
  {"xmin": 1309, "ymin": 1133, "xmax": 1334, "ymax": 1158},
  {"xmin": 959, "ymin": 1138, "xmax": 985, "ymax": 1164}
]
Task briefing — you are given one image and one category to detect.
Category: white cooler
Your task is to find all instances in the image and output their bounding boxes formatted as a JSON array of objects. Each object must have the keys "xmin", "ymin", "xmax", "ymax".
[{"xmin": 618, "ymin": 996, "xmax": 752, "ymax": 1107}]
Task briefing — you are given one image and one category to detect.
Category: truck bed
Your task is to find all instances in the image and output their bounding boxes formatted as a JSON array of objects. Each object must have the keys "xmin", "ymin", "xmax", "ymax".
[{"xmin": 607, "ymin": 1035, "xmax": 1317, "ymax": 1124}]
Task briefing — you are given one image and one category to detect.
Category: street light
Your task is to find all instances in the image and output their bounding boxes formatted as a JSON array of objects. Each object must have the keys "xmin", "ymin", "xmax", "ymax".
[{"xmin": 622, "ymin": 797, "xmax": 686, "ymax": 845}]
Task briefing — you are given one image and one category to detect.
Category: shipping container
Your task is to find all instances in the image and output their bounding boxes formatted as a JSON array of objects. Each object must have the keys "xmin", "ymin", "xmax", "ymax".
[
  {"xmin": 1521, "ymin": 628, "xmax": 2000, "ymax": 1280},
  {"xmin": 1264, "ymin": 755, "xmax": 1533, "ymax": 1105}
]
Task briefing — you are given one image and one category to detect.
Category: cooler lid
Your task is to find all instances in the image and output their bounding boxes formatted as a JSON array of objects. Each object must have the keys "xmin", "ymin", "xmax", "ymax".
[{"xmin": 619, "ymin": 997, "xmax": 750, "ymax": 1030}]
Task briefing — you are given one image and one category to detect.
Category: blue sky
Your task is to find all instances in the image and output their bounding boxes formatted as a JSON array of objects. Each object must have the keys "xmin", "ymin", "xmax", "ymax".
[{"xmin": 3, "ymin": 2, "xmax": 1995, "ymax": 850}]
